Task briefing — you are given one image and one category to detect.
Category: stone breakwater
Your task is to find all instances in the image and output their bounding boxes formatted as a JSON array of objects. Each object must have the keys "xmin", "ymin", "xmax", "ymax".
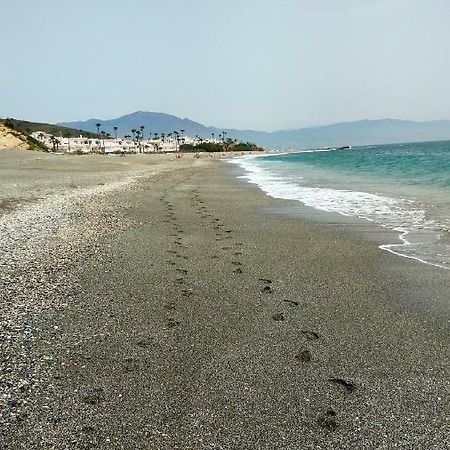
[{"xmin": 0, "ymin": 175, "xmax": 140, "ymax": 431}]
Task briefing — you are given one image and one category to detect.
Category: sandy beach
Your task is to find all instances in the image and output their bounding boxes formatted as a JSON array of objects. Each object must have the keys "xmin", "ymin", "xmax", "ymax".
[{"xmin": 1, "ymin": 150, "xmax": 448, "ymax": 449}]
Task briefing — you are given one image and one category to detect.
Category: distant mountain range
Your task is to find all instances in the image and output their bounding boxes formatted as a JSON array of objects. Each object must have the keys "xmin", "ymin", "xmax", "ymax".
[{"xmin": 59, "ymin": 111, "xmax": 450, "ymax": 149}]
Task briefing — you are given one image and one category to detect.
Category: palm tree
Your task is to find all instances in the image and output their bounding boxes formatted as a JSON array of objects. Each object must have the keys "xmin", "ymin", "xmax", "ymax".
[
  {"xmin": 173, "ymin": 131, "xmax": 180, "ymax": 152},
  {"xmin": 221, "ymin": 131, "xmax": 227, "ymax": 142},
  {"xmin": 135, "ymin": 130, "xmax": 141, "ymax": 152},
  {"xmin": 96, "ymin": 123, "xmax": 101, "ymax": 134},
  {"xmin": 50, "ymin": 136, "xmax": 60, "ymax": 152},
  {"xmin": 49, "ymin": 135, "xmax": 56, "ymax": 152},
  {"xmin": 100, "ymin": 131, "xmax": 106, "ymax": 152},
  {"xmin": 140, "ymin": 125, "xmax": 145, "ymax": 140},
  {"xmin": 113, "ymin": 126, "xmax": 118, "ymax": 139},
  {"xmin": 211, "ymin": 132, "xmax": 215, "ymax": 141},
  {"xmin": 131, "ymin": 129, "xmax": 136, "ymax": 140}
]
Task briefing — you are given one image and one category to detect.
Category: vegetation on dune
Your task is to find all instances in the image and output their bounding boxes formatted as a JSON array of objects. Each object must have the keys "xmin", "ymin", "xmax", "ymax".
[
  {"xmin": 0, "ymin": 119, "xmax": 48, "ymax": 151},
  {"xmin": 180, "ymin": 141, "xmax": 264, "ymax": 153},
  {"xmin": 0, "ymin": 118, "xmax": 101, "ymax": 139},
  {"xmin": 26, "ymin": 134, "xmax": 48, "ymax": 152}
]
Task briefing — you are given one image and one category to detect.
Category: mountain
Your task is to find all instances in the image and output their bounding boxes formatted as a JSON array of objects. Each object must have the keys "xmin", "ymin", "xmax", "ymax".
[
  {"xmin": 59, "ymin": 112, "xmax": 450, "ymax": 149},
  {"xmin": 59, "ymin": 111, "xmax": 213, "ymax": 139}
]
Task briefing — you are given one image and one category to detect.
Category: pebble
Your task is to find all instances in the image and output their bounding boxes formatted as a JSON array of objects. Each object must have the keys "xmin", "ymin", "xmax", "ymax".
[{"xmin": 0, "ymin": 174, "xmax": 139, "ymax": 437}]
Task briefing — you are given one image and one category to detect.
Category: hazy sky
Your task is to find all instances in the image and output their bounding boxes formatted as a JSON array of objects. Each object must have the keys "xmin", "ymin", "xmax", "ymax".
[{"xmin": 1, "ymin": 0, "xmax": 449, "ymax": 130}]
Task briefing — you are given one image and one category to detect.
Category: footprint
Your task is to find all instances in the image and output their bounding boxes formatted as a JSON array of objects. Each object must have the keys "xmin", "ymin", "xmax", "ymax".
[
  {"xmin": 259, "ymin": 278, "xmax": 272, "ymax": 284},
  {"xmin": 283, "ymin": 299, "xmax": 299, "ymax": 307},
  {"xmin": 124, "ymin": 357, "xmax": 139, "ymax": 373},
  {"xmin": 231, "ymin": 261, "xmax": 241, "ymax": 266},
  {"xmin": 328, "ymin": 378, "xmax": 355, "ymax": 393},
  {"xmin": 176, "ymin": 268, "xmax": 188, "ymax": 275},
  {"xmin": 301, "ymin": 330, "xmax": 320, "ymax": 340},
  {"xmin": 167, "ymin": 318, "xmax": 180, "ymax": 328},
  {"xmin": 233, "ymin": 268, "xmax": 243, "ymax": 274},
  {"xmin": 272, "ymin": 312, "xmax": 285, "ymax": 321},
  {"xmin": 181, "ymin": 289, "xmax": 193, "ymax": 297},
  {"xmin": 164, "ymin": 302, "xmax": 177, "ymax": 310},
  {"xmin": 317, "ymin": 409, "xmax": 337, "ymax": 431},
  {"xmin": 136, "ymin": 339, "xmax": 152, "ymax": 348},
  {"xmin": 295, "ymin": 349, "xmax": 311, "ymax": 362},
  {"xmin": 82, "ymin": 387, "xmax": 104, "ymax": 405},
  {"xmin": 262, "ymin": 285, "xmax": 273, "ymax": 294}
]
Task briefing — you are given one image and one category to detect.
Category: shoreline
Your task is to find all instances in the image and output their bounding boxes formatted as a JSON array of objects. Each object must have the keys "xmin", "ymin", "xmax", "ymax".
[
  {"xmin": 227, "ymin": 153, "xmax": 450, "ymax": 272},
  {"xmin": 1, "ymin": 152, "xmax": 448, "ymax": 448}
]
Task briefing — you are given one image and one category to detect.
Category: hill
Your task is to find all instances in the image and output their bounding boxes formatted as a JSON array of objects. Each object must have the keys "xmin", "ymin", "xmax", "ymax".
[
  {"xmin": 0, "ymin": 121, "xmax": 47, "ymax": 151},
  {"xmin": 60, "ymin": 112, "xmax": 450, "ymax": 149},
  {"xmin": 0, "ymin": 118, "xmax": 101, "ymax": 139}
]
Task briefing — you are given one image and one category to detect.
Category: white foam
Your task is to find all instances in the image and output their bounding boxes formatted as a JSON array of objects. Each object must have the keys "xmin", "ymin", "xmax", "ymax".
[{"xmin": 229, "ymin": 156, "xmax": 449, "ymax": 270}]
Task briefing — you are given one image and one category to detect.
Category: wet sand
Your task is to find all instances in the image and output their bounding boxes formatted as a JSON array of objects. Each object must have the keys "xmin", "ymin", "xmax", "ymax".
[{"xmin": 1, "ymin": 150, "xmax": 448, "ymax": 449}]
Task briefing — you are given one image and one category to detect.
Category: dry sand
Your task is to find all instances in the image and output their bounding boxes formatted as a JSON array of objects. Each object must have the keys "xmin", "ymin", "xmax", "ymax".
[
  {"xmin": 0, "ymin": 124, "xmax": 29, "ymax": 150},
  {"xmin": 0, "ymin": 150, "xmax": 448, "ymax": 449}
]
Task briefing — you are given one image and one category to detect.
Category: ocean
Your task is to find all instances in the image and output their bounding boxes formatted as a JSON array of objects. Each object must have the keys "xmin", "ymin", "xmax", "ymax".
[{"xmin": 230, "ymin": 140, "xmax": 450, "ymax": 270}]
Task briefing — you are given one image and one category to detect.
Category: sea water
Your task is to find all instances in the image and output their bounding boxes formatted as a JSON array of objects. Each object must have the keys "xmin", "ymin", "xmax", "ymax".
[{"xmin": 229, "ymin": 140, "xmax": 450, "ymax": 270}]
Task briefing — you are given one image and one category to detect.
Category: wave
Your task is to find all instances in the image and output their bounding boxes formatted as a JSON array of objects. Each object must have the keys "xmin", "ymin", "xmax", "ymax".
[{"xmin": 229, "ymin": 156, "xmax": 449, "ymax": 270}]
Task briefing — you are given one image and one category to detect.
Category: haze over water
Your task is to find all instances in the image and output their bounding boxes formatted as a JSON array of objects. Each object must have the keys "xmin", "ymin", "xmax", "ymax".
[{"xmin": 232, "ymin": 140, "xmax": 450, "ymax": 269}]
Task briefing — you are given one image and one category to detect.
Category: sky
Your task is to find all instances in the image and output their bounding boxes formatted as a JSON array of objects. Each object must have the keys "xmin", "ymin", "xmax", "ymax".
[{"xmin": 1, "ymin": 0, "xmax": 449, "ymax": 131}]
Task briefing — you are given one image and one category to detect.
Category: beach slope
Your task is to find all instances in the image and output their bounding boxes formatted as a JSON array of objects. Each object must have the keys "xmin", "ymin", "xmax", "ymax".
[{"xmin": 1, "ymin": 153, "xmax": 448, "ymax": 449}]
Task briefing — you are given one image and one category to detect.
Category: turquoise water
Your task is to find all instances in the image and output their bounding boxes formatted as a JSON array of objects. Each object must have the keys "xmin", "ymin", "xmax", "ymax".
[
  {"xmin": 230, "ymin": 140, "xmax": 450, "ymax": 269},
  {"xmin": 266, "ymin": 141, "xmax": 450, "ymax": 189}
]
